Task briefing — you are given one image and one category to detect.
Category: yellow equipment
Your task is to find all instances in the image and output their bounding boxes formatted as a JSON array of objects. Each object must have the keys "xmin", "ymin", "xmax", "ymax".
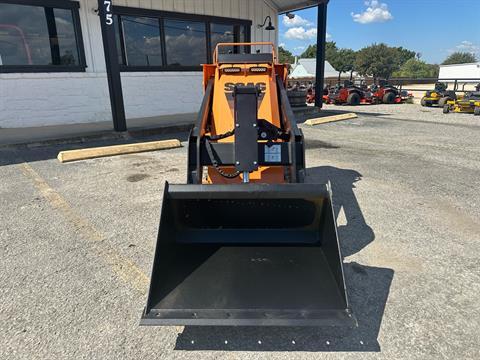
[
  {"xmin": 140, "ymin": 43, "xmax": 354, "ymax": 327},
  {"xmin": 443, "ymin": 84, "xmax": 480, "ymax": 115},
  {"xmin": 421, "ymin": 82, "xmax": 456, "ymax": 107}
]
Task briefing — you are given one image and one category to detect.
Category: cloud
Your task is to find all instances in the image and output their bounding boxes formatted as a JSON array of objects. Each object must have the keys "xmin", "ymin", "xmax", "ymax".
[
  {"xmin": 282, "ymin": 14, "xmax": 312, "ymax": 27},
  {"xmin": 453, "ymin": 40, "xmax": 480, "ymax": 55},
  {"xmin": 294, "ymin": 46, "xmax": 306, "ymax": 51},
  {"xmin": 351, "ymin": 0, "xmax": 393, "ymax": 24},
  {"xmin": 284, "ymin": 27, "xmax": 317, "ymax": 40},
  {"xmin": 279, "ymin": 42, "xmax": 286, "ymax": 47},
  {"xmin": 326, "ymin": 32, "xmax": 332, "ymax": 40}
]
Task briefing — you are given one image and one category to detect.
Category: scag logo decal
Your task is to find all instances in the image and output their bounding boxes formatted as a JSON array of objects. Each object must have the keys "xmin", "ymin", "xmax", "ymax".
[{"xmin": 224, "ymin": 82, "xmax": 267, "ymax": 93}]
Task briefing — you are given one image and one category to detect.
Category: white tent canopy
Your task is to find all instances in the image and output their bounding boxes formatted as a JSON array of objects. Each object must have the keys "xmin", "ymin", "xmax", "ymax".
[{"xmin": 289, "ymin": 58, "xmax": 338, "ymax": 79}]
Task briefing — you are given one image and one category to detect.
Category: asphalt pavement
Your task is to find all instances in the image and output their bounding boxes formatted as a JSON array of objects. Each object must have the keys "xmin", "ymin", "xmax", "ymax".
[{"xmin": 1, "ymin": 104, "xmax": 479, "ymax": 359}]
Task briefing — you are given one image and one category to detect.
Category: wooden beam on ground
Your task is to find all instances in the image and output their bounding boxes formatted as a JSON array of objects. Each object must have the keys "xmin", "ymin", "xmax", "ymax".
[
  {"xmin": 305, "ymin": 113, "xmax": 357, "ymax": 126},
  {"xmin": 58, "ymin": 139, "xmax": 182, "ymax": 163}
]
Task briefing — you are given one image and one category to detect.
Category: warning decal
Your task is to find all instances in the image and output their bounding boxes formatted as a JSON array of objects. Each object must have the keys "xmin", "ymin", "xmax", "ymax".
[{"xmin": 264, "ymin": 145, "xmax": 281, "ymax": 162}]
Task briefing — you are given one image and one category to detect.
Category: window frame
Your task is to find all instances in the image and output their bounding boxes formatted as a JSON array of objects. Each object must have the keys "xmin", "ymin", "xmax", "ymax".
[
  {"xmin": 0, "ymin": 0, "xmax": 87, "ymax": 73},
  {"xmin": 112, "ymin": 6, "xmax": 252, "ymax": 72}
]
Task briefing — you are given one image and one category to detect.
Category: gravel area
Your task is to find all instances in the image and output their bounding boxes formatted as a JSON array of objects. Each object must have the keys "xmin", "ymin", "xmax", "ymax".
[
  {"xmin": 1, "ymin": 106, "xmax": 479, "ymax": 359},
  {"xmin": 322, "ymin": 102, "xmax": 480, "ymax": 125}
]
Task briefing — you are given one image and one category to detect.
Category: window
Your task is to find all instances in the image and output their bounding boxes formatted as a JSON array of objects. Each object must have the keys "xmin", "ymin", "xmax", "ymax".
[
  {"xmin": 121, "ymin": 16, "xmax": 162, "ymax": 66},
  {"xmin": 0, "ymin": 0, "xmax": 86, "ymax": 72},
  {"xmin": 210, "ymin": 23, "xmax": 234, "ymax": 55},
  {"xmin": 113, "ymin": 6, "xmax": 251, "ymax": 71},
  {"xmin": 164, "ymin": 19, "xmax": 207, "ymax": 67}
]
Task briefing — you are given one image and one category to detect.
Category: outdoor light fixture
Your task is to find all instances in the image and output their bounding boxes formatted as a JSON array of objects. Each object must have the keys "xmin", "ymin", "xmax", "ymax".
[
  {"xmin": 286, "ymin": 12, "xmax": 295, "ymax": 19},
  {"xmin": 257, "ymin": 16, "xmax": 275, "ymax": 31}
]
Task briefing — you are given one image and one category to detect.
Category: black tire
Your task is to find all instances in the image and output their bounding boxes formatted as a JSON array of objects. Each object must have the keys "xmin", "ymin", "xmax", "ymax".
[
  {"xmin": 421, "ymin": 97, "xmax": 427, "ymax": 107},
  {"xmin": 347, "ymin": 92, "xmax": 361, "ymax": 106},
  {"xmin": 383, "ymin": 92, "xmax": 396, "ymax": 104},
  {"xmin": 443, "ymin": 105, "xmax": 450, "ymax": 114},
  {"xmin": 474, "ymin": 106, "xmax": 480, "ymax": 116},
  {"xmin": 438, "ymin": 97, "xmax": 450, "ymax": 107}
]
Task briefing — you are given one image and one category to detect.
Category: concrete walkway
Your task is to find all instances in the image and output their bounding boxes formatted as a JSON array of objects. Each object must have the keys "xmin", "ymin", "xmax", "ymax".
[{"xmin": 0, "ymin": 113, "xmax": 196, "ymax": 147}]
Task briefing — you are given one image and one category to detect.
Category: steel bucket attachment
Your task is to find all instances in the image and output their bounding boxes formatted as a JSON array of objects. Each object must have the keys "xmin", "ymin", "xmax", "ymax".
[{"xmin": 141, "ymin": 182, "xmax": 355, "ymax": 326}]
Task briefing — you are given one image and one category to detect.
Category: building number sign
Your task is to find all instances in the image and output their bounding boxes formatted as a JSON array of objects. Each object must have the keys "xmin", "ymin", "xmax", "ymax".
[{"xmin": 104, "ymin": 1, "xmax": 113, "ymax": 25}]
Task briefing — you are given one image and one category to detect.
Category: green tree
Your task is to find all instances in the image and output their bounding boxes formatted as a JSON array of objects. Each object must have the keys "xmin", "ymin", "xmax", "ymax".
[
  {"xmin": 278, "ymin": 46, "xmax": 294, "ymax": 64},
  {"xmin": 392, "ymin": 58, "xmax": 439, "ymax": 78},
  {"xmin": 442, "ymin": 52, "xmax": 477, "ymax": 65},
  {"xmin": 300, "ymin": 44, "xmax": 316, "ymax": 58},
  {"xmin": 300, "ymin": 41, "xmax": 338, "ymax": 60},
  {"xmin": 392, "ymin": 46, "xmax": 416, "ymax": 68},
  {"xmin": 355, "ymin": 43, "xmax": 398, "ymax": 80},
  {"xmin": 329, "ymin": 48, "xmax": 356, "ymax": 80},
  {"xmin": 300, "ymin": 42, "xmax": 352, "ymax": 79},
  {"xmin": 325, "ymin": 42, "xmax": 339, "ymax": 63}
]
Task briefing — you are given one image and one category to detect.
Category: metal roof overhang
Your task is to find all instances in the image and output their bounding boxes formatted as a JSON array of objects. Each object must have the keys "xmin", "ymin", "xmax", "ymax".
[
  {"xmin": 268, "ymin": 0, "xmax": 328, "ymax": 14},
  {"xmin": 266, "ymin": 0, "xmax": 329, "ymax": 107}
]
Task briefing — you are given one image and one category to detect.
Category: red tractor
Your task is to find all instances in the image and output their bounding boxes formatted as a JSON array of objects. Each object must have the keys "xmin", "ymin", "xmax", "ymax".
[
  {"xmin": 305, "ymin": 83, "xmax": 317, "ymax": 104},
  {"xmin": 326, "ymin": 81, "xmax": 373, "ymax": 105},
  {"xmin": 370, "ymin": 81, "xmax": 403, "ymax": 104},
  {"xmin": 306, "ymin": 85, "xmax": 331, "ymax": 104}
]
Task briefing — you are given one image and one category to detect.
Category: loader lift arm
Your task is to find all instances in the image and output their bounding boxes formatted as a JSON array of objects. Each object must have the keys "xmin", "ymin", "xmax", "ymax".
[{"xmin": 187, "ymin": 74, "xmax": 305, "ymax": 184}]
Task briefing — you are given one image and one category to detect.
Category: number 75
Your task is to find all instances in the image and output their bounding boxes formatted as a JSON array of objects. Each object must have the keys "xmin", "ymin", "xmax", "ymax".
[{"xmin": 104, "ymin": 0, "xmax": 113, "ymax": 25}]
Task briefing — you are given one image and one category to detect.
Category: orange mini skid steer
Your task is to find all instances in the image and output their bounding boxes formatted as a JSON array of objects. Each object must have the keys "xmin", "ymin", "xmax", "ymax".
[{"xmin": 141, "ymin": 43, "xmax": 354, "ymax": 327}]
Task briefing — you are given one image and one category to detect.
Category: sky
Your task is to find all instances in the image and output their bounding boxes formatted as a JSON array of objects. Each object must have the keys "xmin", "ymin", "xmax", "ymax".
[{"xmin": 278, "ymin": 0, "xmax": 480, "ymax": 64}]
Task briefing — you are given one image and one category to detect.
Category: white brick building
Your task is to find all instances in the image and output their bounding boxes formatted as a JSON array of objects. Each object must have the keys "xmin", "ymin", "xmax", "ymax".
[{"xmin": 0, "ymin": 0, "xmax": 328, "ymax": 132}]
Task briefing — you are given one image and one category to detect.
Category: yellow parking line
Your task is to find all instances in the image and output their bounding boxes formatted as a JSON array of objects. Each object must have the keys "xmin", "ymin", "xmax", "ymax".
[{"xmin": 20, "ymin": 163, "xmax": 149, "ymax": 295}]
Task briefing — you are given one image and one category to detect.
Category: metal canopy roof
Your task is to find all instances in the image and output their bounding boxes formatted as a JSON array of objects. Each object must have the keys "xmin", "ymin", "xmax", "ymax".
[{"xmin": 268, "ymin": 0, "xmax": 328, "ymax": 14}]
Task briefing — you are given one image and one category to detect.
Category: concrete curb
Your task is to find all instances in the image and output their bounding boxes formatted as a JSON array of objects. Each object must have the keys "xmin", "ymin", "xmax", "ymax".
[
  {"xmin": 57, "ymin": 139, "xmax": 182, "ymax": 163},
  {"xmin": 305, "ymin": 113, "xmax": 358, "ymax": 126}
]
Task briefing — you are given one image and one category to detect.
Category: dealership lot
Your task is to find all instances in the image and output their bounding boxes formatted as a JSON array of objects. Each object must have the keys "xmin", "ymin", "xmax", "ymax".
[{"xmin": 1, "ymin": 105, "xmax": 479, "ymax": 359}]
